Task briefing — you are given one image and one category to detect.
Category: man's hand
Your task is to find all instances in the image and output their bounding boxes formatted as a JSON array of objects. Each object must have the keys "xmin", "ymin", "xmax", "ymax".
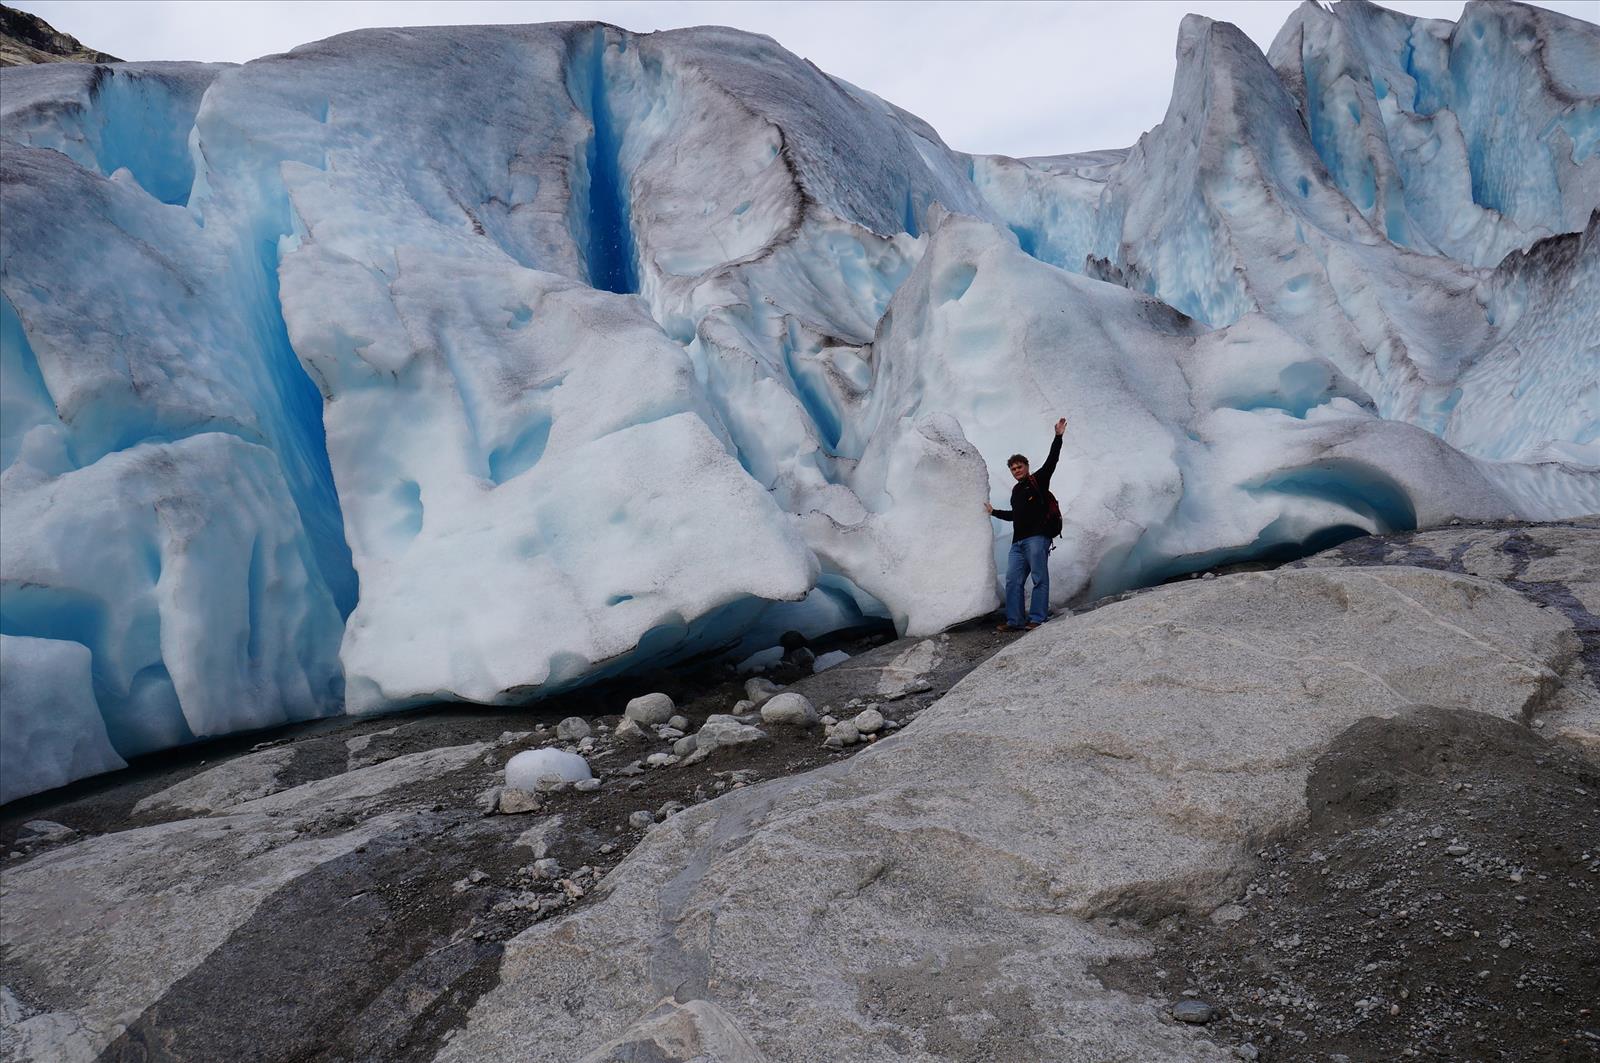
[
  {"xmin": 1054, "ymin": 417, "xmax": 1067, "ymax": 437},
  {"xmin": 983, "ymin": 501, "xmax": 994, "ymax": 515}
]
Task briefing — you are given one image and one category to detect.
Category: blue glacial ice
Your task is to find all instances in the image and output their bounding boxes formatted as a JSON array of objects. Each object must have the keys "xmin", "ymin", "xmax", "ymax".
[{"xmin": 2, "ymin": 5, "xmax": 1596, "ymax": 798}]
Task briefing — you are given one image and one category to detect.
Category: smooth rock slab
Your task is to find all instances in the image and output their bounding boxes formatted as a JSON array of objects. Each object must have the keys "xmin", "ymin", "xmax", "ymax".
[
  {"xmin": 438, "ymin": 565, "xmax": 1578, "ymax": 1062},
  {"xmin": 575, "ymin": 998, "xmax": 770, "ymax": 1063},
  {"xmin": 132, "ymin": 746, "xmax": 298, "ymax": 817}
]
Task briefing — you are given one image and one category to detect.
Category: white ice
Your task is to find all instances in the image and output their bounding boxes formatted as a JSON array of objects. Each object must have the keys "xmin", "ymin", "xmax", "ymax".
[{"xmin": 505, "ymin": 748, "xmax": 592, "ymax": 791}]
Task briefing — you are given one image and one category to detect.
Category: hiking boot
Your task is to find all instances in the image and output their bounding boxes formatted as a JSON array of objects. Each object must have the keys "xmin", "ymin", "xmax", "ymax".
[
  {"xmin": 1025, "ymin": 622, "xmax": 1041, "ymax": 630},
  {"xmin": 996, "ymin": 623, "xmax": 1022, "ymax": 633}
]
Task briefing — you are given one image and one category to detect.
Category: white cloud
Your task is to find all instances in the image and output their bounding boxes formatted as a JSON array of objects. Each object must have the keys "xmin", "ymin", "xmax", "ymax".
[{"xmin": 15, "ymin": 0, "xmax": 1599, "ymax": 157}]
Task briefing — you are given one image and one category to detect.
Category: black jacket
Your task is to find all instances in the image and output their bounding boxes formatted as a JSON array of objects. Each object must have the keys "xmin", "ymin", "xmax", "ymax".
[{"xmin": 992, "ymin": 433, "xmax": 1061, "ymax": 542}]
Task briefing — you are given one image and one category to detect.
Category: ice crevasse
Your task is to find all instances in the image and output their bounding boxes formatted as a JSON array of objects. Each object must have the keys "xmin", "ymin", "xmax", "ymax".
[{"xmin": 1, "ymin": 3, "xmax": 1597, "ymax": 799}]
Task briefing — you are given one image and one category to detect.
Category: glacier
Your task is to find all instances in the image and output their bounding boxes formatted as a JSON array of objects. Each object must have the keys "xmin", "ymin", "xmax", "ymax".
[{"xmin": 1, "ymin": 1, "xmax": 1596, "ymax": 800}]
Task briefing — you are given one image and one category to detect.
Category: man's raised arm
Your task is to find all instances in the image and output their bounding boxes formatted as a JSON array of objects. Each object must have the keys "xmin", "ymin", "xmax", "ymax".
[{"xmin": 1036, "ymin": 418, "xmax": 1066, "ymax": 485}]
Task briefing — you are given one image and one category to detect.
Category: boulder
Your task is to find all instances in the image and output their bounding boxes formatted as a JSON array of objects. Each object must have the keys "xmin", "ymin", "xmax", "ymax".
[
  {"xmin": 686, "ymin": 717, "xmax": 768, "ymax": 763},
  {"xmin": 853, "ymin": 708, "xmax": 885, "ymax": 734},
  {"xmin": 624, "ymin": 694, "xmax": 676, "ymax": 726},
  {"xmin": 760, "ymin": 693, "xmax": 818, "ymax": 728},
  {"xmin": 556, "ymin": 717, "xmax": 591, "ymax": 742}
]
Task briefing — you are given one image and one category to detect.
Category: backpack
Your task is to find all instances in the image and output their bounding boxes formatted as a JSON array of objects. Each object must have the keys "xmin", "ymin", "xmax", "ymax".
[{"xmin": 1029, "ymin": 475, "xmax": 1064, "ymax": 539}]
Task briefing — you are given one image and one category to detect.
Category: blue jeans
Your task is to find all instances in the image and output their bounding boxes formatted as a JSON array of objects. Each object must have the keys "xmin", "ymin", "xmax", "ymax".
[{"xmin": 1005, "ymin": 536, "xmax": 1051, "ymax": 627}]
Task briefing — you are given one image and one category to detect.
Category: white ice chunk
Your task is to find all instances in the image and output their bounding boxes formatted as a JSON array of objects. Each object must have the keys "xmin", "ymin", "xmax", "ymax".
[
  {"xmin": 812, "ymin": 650, "xmax": 851, "ymax": 673},
  {"xmin": 505, "ymin": 748, "xmax": 591, "ymax": 790}
]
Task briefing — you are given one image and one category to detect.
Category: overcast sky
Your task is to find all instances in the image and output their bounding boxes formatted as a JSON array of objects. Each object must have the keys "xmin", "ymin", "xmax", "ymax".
[{"xmin": 17, "ymin": 0, "xmax": 1599, "ymax": 157}]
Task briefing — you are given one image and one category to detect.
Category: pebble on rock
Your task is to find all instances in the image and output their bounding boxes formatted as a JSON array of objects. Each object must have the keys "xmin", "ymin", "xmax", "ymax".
[
  {"xmin": 624, "ymin": 692, "xmax": 676, "ymax": 726},
  {"xmin": 1171, "ymin": 1000, "xmax": 1216, "ymax": 1024},
  {"xmin": 613, "ymin": 717, "xmax": 647, "ymax": 742},
  {"xmin": 627, "ymin": 810, "xmax": 655, "ymax": 830},
  {"xmin": 667, "ymin": 715, "xmax": 689, "ymax": 731}
]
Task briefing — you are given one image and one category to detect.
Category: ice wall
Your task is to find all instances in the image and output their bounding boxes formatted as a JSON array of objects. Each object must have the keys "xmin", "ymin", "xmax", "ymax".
[{"xmin": 2, "ymin": 5, "xmax": 1596, "ymax": 799}]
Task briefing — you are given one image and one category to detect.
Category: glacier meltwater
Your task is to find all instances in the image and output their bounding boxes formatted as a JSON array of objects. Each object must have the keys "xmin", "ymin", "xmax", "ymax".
[{"xmin": 2, "ymin": 2, "xmax": 1597, "ymax": 800}]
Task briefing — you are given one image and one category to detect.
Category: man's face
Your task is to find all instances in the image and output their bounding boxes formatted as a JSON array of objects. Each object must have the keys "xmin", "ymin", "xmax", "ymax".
[{"xmin": 1009, "ymin": 461, "xmax": 1029, "ymax": 482}]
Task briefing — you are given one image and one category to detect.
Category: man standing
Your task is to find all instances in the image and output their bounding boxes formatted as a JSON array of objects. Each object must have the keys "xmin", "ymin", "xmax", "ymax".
[{"xmin": 985, "ymin": 418, "xmax": 1067, "ymax": 632}]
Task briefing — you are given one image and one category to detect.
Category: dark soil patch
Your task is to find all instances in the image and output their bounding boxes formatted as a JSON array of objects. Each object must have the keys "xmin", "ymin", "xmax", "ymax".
[{"xmin": 1097, "ymin": 705, "xmax": 1600, "ymax": 1062}]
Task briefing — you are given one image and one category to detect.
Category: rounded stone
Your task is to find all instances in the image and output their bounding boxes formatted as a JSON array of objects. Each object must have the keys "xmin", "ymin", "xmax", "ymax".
[
  {"xmin": 853, "ymin": 708, "xmax": 885, "ymax": 734},
  {"xmin": 761, "ymin": 692, "xmax": 818, "ymax": 727},
  {"xmin": 625, "ymin": 692, "xmax": 676, "ymax": 725},
  {"xmin": 556, "ymin": 716, "xmax": 591, "ymax": 741}
]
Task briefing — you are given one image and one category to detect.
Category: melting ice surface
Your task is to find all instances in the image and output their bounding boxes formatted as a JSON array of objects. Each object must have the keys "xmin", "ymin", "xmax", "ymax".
[{"xmin": 2, "ymin": 4, "xmax": 1598, "ymax": 799}]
